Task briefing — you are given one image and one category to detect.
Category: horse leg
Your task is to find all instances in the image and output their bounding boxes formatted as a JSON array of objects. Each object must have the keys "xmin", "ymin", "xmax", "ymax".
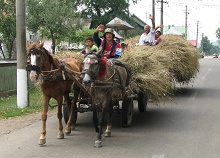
[
  {"xmin": 105, "ymin": 102, "xmax": 113, "ymax": 137},
  {"xmin": 57, "ymin": 97, "xmax": 64, "ymax": 139},
  {"xmin": 93, "ymin": 109, "xmax": 99, "ymax": 133},
  {"xmin": 65, "ymin": 87, "xmax": 80, "ymax": 134},
  {"xmin": 94, "ymin": 107, "xmax": 106, "ymax": 148},
  {"xmin": 64, "ymin": 94, "xmax": 73, "ymax": 134},
  {"xmin": 38, "ymin": 95, "xmax": 50, "ymax": 146}
]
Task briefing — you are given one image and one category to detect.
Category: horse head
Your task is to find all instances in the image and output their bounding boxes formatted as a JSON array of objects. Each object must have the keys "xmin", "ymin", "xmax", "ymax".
[
  {"xmin": 82, "ymin": 51, "xmax": 107, "ymax": 85},
  {"xmin": 26, "ymin": 41, "xmax": 52, "ymax": 82}
]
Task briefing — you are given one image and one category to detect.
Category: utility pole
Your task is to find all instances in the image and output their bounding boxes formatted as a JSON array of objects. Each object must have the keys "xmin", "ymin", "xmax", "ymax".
[
  {"xmin": 196, "ymin": 21, "xmax": 199, "ymax": 48},
  {"xmin": 156, "ymin": 0, "xmax": 168, "ymax": 34},
  {"xmin": 145, "ymin": 11, "xmax": 148, "ymax": 24},
  {"xmin": 16, "ymin": 0, "xmax": 28, "ymax": 108},
  {"xmin": 184, "ymin": 5, "xmax": 189, "ymax": 39},
  {"xmin": 201, "ymin": 33, "xmax": 204, "ymax": 54},
  {"xmin": 152, "ymin": 0, "xmax": 155, "ymax": 22}
]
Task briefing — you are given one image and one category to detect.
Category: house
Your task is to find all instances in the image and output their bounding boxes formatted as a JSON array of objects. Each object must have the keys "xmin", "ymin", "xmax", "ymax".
[
  {"xmin": 163, "ymin": 25, "xmax": 197, "ymax": 47},
  {"xmin": 163, "ymin": 26, "xmax": 184, "ymax": 36},
  {"xmin": 188, "ymin": 40, "xmax": 197, "ymax": 47},
  {"xmin": 130, "ymin": 14, "xmax": 146, "ymax": 30}
]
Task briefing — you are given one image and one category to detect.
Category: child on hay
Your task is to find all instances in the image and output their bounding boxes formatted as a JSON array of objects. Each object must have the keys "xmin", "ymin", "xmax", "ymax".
[
  {"xmin": 155, "ymin": 30, "xmax": 162, "ymax": 45},
  {"xmin": 138, "ymin": 14, "xmax": 156, "ymax": 46},
  {"xmin": 81, "ymin": 37, "xmax": 98, "ymax": 55}
]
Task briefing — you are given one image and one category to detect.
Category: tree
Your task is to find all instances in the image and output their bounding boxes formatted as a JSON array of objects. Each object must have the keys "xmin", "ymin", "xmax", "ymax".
[
  {"xmin": 0, "ymin": 0, "xmax": 16, "ymax": 59},
  {"xmin": 216, "ymin": 28, "xmax": 220, "ymax": 39},
  {"xmin": 75, "ymin": 0, "xmax": 138, "ymax": 29},
  {"xmin": 26, "ymin": 0, "xmax": 78, "ymax": 53},
  {"xmin": 216, "ymin": 28, "xmax": 220, "ymax": 45},
  {"xmin": 199, "ymin": 36, "xmax": 220, "ymax": 55}
]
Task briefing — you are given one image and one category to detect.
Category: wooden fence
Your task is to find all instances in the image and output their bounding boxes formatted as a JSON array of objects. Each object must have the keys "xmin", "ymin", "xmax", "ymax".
[{"xmin": 0, "ymin": 60, "xmax": 33, "ymax": 97}]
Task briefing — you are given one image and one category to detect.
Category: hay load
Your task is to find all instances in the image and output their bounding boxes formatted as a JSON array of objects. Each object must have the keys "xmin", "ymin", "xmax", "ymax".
[
  {"xmin": 122, "ymin": 34, "xmax": 200, "ymax": 101},
  {"xmin": 55, "ymin": 34, "xmax": 199, "ymax": 101}
]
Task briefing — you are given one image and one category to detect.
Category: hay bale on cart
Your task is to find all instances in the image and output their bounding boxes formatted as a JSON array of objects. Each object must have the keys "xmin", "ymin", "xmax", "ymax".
[{"xmin": 121, "ymin": 34, "xmax": 200, "ymax": 102}]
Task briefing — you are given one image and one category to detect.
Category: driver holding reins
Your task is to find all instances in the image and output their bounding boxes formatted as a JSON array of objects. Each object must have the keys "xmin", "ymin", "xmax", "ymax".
[{"xmin": 93, "ymin": 24, "xmax": 122, "ymax": 59}]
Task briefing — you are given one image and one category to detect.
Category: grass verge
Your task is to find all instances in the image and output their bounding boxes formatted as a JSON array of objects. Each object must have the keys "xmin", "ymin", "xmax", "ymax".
[{"xmin": 0, "ymin": 87, "xmax": 57, "ymax": 119}]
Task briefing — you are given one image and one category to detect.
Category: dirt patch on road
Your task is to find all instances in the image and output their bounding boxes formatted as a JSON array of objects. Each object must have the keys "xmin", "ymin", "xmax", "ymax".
[{"xmin": 0, "ymin": 109, "xmax": 57, "ymax": 136}]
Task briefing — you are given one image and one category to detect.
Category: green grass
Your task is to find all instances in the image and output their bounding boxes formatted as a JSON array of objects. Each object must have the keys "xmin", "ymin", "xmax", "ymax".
[{"xmin": 0, "ymin": 87, "xmax": 57, "ymax": 119}]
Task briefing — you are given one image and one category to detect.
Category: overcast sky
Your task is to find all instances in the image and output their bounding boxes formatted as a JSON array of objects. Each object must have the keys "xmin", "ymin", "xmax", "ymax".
[{"xmin": 129, "ymin": 0, "xmax": 220, "ymax": 42}]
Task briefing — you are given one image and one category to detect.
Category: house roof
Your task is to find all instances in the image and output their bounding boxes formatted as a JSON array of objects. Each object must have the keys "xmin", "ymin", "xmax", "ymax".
[
  {"xmin": 106, "ymin": 17, "xmax": 134, "ymax": 30},
  {"xmin": 130, "ymin": 14, "xmax": 146, "ymax": 28},
  {"xmin": 188, "ymin": 40, "xmax": 197, "ymax": 47},
  {"xmin": 164, "ymin": 27, "xmax": 183, "ymax": 36}
]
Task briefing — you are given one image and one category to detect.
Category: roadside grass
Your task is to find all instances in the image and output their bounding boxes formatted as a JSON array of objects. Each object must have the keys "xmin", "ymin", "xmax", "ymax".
[{"xmin": 0, "ymin": 87, "xmax": 57, "ymax": 119}]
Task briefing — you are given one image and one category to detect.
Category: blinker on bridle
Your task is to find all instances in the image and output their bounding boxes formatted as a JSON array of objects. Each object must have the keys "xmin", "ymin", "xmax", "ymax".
[
  {"xmin": 27, "ymin": 48, "xmax": 43, "ymax": 56},
  {"xmin": 26, "ymin": 48, "xmax": 43, "ymax": 74}
]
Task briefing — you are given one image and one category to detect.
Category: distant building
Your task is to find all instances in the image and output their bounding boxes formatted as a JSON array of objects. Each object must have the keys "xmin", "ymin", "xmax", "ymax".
[{"xmin": 130, "ymin": 14, "xmax": 146, "ymax": 30}]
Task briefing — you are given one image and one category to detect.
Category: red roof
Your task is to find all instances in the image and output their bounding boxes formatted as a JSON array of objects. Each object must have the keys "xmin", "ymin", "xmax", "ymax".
[{"xmin": 188, "ymin": 40, "xmax": 197, "ymax": 47}]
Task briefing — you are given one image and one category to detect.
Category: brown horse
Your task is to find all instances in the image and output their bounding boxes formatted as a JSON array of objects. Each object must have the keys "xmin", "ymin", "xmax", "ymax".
[
  {"xmin": 26, "ymin": 41, "xmax": 82, "ymax": 146},
  {"xmin": 82, "ymin": 52, "xmax": 131, "ymax": 147}
]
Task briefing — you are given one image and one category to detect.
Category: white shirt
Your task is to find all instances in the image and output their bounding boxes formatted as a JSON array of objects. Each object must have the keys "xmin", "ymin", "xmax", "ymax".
[{"xmin": 138, "ymin": 28, "xmax": 156, "ymax": 46}]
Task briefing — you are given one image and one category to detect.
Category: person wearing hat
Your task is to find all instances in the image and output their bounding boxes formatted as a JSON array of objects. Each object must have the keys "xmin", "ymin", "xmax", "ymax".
[{"xmin": 93, "ymin": 24, "xmax": 122, "ymax": 59}]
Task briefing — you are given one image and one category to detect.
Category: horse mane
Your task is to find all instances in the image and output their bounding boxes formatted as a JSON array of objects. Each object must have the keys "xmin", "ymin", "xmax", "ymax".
[
  {"xmin": 27, "ymin": 41, "xmax": 59, "ymax": 69},
  {"xmin": 42, "ymin": 47, "xmax": 58, "ymax": 68}
]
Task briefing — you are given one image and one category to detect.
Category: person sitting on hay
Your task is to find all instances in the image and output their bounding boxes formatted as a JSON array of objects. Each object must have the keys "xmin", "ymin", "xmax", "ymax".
[
  {"xmin": 138, "ymin": 14, "xmax": 156, "ymax": 46},
  {"xmin": 93, "ymin": 24, "xmax": 122, "ymax": 59},
  {"xmin": 155, "ymin": 30, "xmax": 162, "ymax": 45},
  {"xmin": 81, "ymin": 37, "xmax": 98, "ymax": 55}
]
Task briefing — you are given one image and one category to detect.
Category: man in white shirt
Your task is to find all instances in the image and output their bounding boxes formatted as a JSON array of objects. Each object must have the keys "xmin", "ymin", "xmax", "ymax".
[{"xmin": 138, "ymin": 15, "xmax": 156, "ymax": 46}]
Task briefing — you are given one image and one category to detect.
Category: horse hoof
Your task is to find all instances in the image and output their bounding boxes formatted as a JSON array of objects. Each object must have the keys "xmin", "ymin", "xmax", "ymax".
[
  {"xmin": 65, "ymin": 129, "xmax": 71, "ymax": 135},
  {"xmin": 57, "ymin": 133, "xmax": 64, "ymax": 139},
  {"xmin": 104, "ymin": 131, "xmax": 111, "ymax": 137},
  {"xmin": 94, "ymin": 140, "xmax": 102, "ymax": 148},
  {"xmin": 71, "ymin": 125, "xmax": 75, "ymax": 131},
  {"xmin": 38, "ymin": 138, "xmax": 46, "ymax": 146}
]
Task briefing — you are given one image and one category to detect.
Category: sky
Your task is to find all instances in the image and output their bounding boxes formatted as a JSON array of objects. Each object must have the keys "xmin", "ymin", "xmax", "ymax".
[{"xmin": 129, "ymin": 0, "xmax": 220, "ymax": 42}]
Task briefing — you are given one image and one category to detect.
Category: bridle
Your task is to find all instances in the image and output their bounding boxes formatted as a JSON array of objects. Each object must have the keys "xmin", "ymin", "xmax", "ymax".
[
  {"xmin": 26, "ymin": 48, "xmax": 62, "ymax": 81},
  {"xmin": 26, "ymin": 48, "xmax": 43, "ymax": 75},
  {"xmin": 82, "ymin": 53, "xmax": 101, "ymax": 81}
]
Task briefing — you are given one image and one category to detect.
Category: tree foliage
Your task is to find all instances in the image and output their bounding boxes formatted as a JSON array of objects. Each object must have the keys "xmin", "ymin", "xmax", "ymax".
[
  {"xmin": 199, "ymin": 36, "xmax": 220, "ymax": 55},
  {"xmin": 75, "ymin": 0, "xmax": 138, "ymax": 28},
  {"xmin": 216, "ymin": 28, "xmax": 220, "ymax": 40},
  {"xmin": 0, "ymin": 0, "xmax": 16, "ymax": 59},
  {"xmin": 26, "ymin": 0, "xmax": 78, "ymax": 53}
]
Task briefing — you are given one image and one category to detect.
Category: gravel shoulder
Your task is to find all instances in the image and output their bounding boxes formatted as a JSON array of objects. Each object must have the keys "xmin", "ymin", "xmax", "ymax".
[{"xmin": 0, "ymin": 109, "xmax": 57, "ymax": 136}]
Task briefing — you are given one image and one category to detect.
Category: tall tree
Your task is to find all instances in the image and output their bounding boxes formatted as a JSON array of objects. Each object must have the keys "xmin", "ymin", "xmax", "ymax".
[
  {"xmin": 77, "ymin": 0, "xmax": 138, "ymax": 28},
  {"xmin": 26, "ymin": 0, "xmax": 78, "ymax": 53},
  {"xmin": 0, "ymin": 0, "xmax": 16, "ymax": 59},
  {"xmin": 216, "ymin": 28, "xmax": 220, "ymax": 45},
  {"xmin": 199, "ymin": 36, "xmax": 214, "ymax": 55}
]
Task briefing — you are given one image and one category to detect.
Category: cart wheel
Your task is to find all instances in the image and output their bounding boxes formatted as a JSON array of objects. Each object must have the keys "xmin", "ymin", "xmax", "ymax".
[
  {"xmin": 138, "ymin": 91, "xmax": 148, "ymax": 112},
  {"xmin": 122, "ymin": 98, "xmax": 134, "ymax": 127},
  {"xmin": 63, "ymin": 105, "xmax": 77, "ymax": 125}
]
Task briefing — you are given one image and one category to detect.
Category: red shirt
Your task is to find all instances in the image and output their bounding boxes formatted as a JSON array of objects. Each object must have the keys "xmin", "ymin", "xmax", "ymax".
[
  {"xmin": 155, "ymin": 37, "xmax": 162, "ymax": 45},
  {"xmin": 101, "ymin": 40, "xmax": 121, "ymax": 59}
]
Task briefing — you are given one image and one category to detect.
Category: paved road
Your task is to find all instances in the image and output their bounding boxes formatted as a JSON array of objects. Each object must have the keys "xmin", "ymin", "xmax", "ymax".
[{"xmin": 1, "ymin": 58, "xmax": 220, "ymax": 158}]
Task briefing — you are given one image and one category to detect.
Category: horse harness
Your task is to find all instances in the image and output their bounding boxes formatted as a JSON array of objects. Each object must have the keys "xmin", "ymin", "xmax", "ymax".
[
  {"xmin": 91, "ymin": 59, "xmax": 129, "ymax": 91},
  {"xmin": 26, "ymin": 48, "xmax": 71, "ymax": 81}
]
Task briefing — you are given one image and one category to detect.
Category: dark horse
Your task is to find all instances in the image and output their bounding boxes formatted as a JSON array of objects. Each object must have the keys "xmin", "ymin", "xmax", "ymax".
[
  {"xmin": 26, "ymin": 41, "xmax": 82, "ymax": 146},
  {"xmin": 82, "ymin": 51, "xmax": 131, "ymax": 147}
]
